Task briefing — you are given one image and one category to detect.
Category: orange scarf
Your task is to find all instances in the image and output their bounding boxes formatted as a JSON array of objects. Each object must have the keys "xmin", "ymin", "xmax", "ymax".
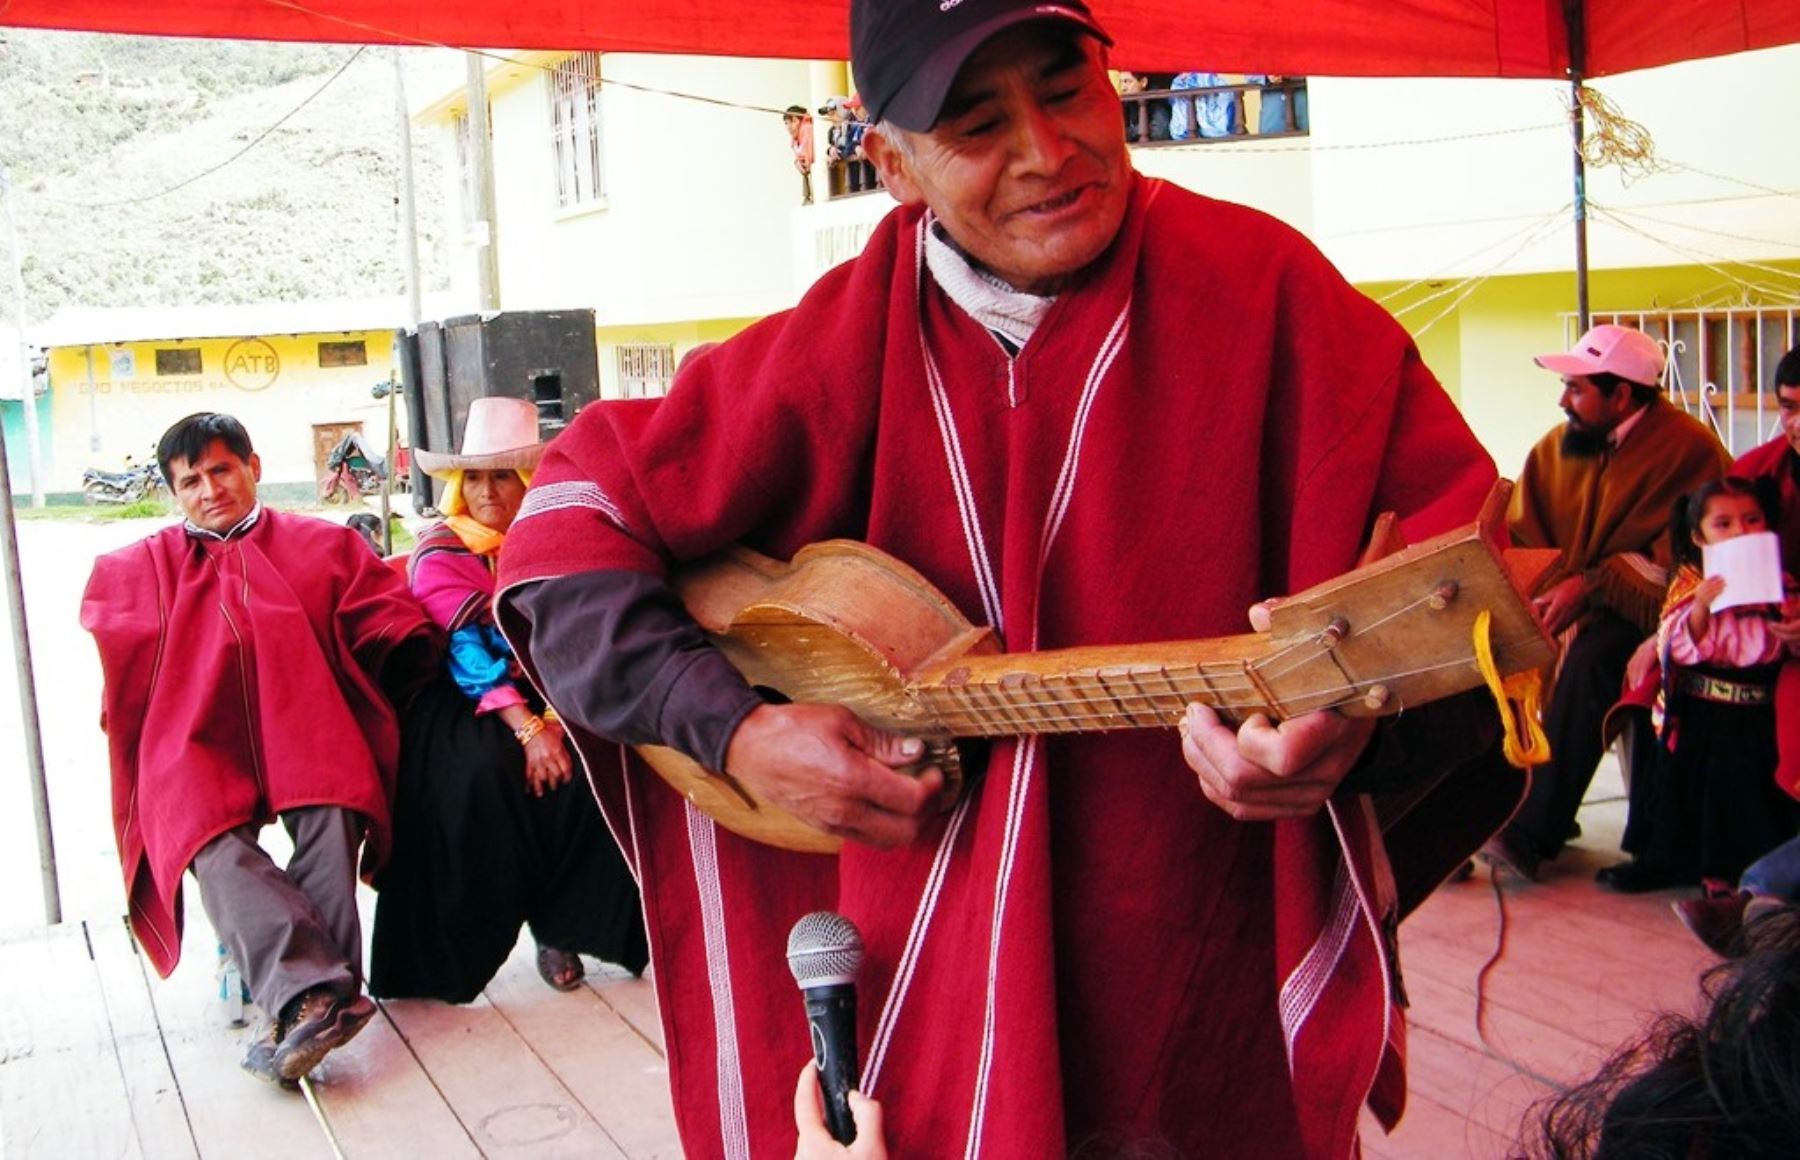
[{"xmin": 444, "ymin": 515, "xmax": 505, "ymax": 558}]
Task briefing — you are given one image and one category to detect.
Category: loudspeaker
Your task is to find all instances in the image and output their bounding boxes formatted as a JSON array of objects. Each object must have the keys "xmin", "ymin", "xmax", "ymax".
[{"xmin": 402, "ymin": 309, "xmax": 600, "ymax": 513}]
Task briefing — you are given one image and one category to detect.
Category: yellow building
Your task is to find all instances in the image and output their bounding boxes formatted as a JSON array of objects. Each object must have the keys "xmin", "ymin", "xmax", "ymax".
[{"xmin": 35, "ymin": 300, "xmax": 425, "ymax": 499}]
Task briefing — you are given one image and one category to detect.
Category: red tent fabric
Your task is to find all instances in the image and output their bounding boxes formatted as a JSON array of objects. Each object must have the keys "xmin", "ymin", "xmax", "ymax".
[{"xmin": 4, "ymin": 1, "xmax": 1798, "ymax": 80}]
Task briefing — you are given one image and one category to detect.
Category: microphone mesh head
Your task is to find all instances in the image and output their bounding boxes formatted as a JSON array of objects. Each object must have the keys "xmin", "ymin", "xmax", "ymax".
[{"xmin": 786, "ymin": 911, "xmax": 864, "ymax": 989}]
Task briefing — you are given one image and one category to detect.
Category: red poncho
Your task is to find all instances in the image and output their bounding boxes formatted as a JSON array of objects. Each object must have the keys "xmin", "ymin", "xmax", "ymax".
[
  {"xmin": 1730, "ymin": 436, "xmax": 1800, "ymax": 798},
  {"xmin": 81, "ymin": 511, "xmax": 440, "ymax": 976},
  {"xmin": 499, "ymin": 175, "xmax": 1503, "ymax": 1157}
]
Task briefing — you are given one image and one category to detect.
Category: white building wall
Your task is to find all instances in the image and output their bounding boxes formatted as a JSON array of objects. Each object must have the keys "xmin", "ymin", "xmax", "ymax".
[{"xmin": 443, "ymin": 53, "xmax": 816, "ymax": 325}]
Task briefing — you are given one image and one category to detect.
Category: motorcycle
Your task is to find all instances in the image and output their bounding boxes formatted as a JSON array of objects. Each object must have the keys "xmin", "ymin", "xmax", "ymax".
[
  {"xmin": 83, "ymin": 458, "xmax": 166, "ymax": 505},
  {"xmin": 319, "ymin": 432, "xmax": 386, "ymax": 504}
]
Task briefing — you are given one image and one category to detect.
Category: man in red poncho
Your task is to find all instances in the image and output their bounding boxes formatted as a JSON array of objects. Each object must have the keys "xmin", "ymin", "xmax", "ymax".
[
  {"xmin": 82, "ymin": 413, "xmax": 442, "ymax": 1086},
  {"xmin": 497, "ymin": 2, "xmax": 1511, "ymax": 1154}
]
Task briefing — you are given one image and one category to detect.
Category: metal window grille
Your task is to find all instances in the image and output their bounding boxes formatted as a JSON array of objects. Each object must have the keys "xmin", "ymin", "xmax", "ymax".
[
  {"xmin": 616, "ymin": 343, "xmax": 677, "ymax": 399},
  {"xmin": 154, "ymin": 348, "xmax": 202, "ymax": 376},
  {"xmin": 318, "ymin": 340, "xmax": 367, "ymax": 368},
  {"xmin": 550, "ymin": 52, "xmax": 605, "ymax": 208},
  {"xmin": 1569, "ymin": 308, "xmax": 1800, "ymax": 457}
]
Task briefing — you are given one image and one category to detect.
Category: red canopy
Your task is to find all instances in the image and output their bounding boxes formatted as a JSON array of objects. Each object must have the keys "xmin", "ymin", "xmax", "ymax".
[{"xmin": 3, "ymin": 1, "xmax": 1798, "ymax": 80}]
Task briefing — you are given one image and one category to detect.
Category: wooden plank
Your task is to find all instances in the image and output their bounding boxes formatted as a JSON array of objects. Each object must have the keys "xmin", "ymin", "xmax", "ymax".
[
  {"xmin": 1399, "ymin": 897, "xmax": 1709, "ymax": 1049},
  {"xmin": 143, "ymin": 916, "xmax": 326, "ymax": 1159},
  {"xmin": 1361, "ymin": 1095, "xmax": 1509, "ymax": 1159},
  {"xmin": 381, "ymin": 990, "xmax": 626, "ymax": 1157},
  {"xmin": 299, "ymin": 883, "xmax": 479, "ymax": 1156},
  {"xmin": 1399, "ymin": 1024, "xmax": 1550, "ymax": 1146},
  {"xmin": 482, "ymin": 942, "xmax": 680, "ymax": 1159},
  {"xmin": 1400, "ymin": 966, "xmax": 1610, "ymax": 1090},
  {"xmin": 585, "ymin": 961, "xmax": 665, "ymax": 1056},
  {"xmin": 86, "ymin": 916, "xmax": 200, "ymax": 1160},
  {"xmin": 0, "ymin": 923, "xmax": 144, "ymax": 1158},
  {"xmin": 303, "ymin": 1002, "xmax": 481, "ymax": 1158}
]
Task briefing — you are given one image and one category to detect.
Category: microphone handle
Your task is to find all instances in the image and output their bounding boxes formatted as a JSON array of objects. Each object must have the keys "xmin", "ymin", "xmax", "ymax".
[{"xmin": 803, "ymin": 983, "xmax": 860, "ymax": 1144}]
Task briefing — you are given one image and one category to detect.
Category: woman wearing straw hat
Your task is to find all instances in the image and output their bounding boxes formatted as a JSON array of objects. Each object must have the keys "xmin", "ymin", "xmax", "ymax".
[{"xmin": 370, "ymin": 397, "xmax": 647, "ymax": 1000}]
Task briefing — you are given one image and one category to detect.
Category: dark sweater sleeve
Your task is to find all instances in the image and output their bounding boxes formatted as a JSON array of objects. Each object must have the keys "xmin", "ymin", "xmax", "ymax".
[
  {"xmin": 1339, "ymin": 687, "xmax": 1501, "ymax": 797},
  {"xmin": 504, "ymin": 570, "xmax": 765, "ymax": 774}
]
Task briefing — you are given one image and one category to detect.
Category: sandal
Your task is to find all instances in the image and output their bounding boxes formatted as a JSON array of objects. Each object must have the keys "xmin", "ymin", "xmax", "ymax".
[{"xmin": 536, "ymin": 945, "xmax": 586, "ymax": 992}]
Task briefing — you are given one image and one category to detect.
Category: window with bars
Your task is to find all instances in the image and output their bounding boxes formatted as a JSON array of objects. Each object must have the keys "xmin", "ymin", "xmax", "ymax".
[
  {"xmin": 616, "ymin": 343, "xmax": 677, "ymax": 399},
  {"xmin": 1578, "ymin": 308, "xmax": 1800, "ymax": 456},
  {"xmin": 549, "ymin": 52, "xmax": 605, "ymax": 208}
]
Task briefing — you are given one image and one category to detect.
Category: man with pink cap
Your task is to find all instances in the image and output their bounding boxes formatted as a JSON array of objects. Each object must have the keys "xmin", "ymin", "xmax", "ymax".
[{"xmin": 1481, "ymin": 325, "xmax": 1729, "ymax": 883}]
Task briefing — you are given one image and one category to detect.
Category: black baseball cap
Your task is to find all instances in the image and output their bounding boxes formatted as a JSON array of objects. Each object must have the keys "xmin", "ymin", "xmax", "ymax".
[{"xmin": 852, "ymin": 0, "xmax": 1112, "ymax": 132}]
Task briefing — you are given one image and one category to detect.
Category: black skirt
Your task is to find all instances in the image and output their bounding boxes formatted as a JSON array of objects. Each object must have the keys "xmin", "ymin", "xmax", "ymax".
[
  {"xmin": 1623, "ymin": 669, "xmax": 1800, "ymax": 884},
  {"xmin": 370, "ymin": 677, "xmax": 648, "ymax": 1002}
]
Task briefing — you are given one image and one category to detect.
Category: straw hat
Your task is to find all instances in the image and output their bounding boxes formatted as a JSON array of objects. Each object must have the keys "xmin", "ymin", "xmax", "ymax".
[{"xmin": 415, "ymin": 397, "xmax": 545, "ymax": 478}]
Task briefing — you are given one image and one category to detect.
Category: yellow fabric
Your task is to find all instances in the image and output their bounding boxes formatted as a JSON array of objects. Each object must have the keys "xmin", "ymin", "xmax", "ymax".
[
  {"xmin": 1506, "ymin": 400, "xmax": 1728, "ymax": 634},
  {"xmin": 444, "ymin": 515, "xmax": 505, "ymax": 557},
  {"xmin": 1474, "ymin": 609, "xmax": 1552, "ymax": 768}
]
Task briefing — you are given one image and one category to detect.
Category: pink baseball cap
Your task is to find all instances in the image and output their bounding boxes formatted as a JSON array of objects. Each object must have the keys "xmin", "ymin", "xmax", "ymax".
[{"xmin": 1534, "ymin": 324, "xmax": 1665, "ymax": 387}]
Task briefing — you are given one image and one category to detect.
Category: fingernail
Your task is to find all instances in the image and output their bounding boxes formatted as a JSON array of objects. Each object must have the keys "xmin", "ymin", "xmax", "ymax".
[{"xmin": 902, "ymin": 737, "xmax": 923, "ymax": 757}]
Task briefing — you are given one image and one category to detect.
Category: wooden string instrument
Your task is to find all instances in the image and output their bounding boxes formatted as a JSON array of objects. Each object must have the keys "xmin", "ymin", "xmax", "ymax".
[{"xmin": 638, "ymin": 482, "xmax": 1556, "ymax": 853}]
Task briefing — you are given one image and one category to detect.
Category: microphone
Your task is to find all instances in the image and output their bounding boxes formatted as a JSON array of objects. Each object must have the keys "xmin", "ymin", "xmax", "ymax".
[{"xmin": 787, "ymin": 910, "xmax": 864, "ymax": 1145}]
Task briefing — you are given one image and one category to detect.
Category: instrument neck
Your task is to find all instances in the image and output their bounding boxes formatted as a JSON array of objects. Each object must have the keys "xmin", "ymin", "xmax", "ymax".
[{"xmin": 911, "ymin": 636, "xmax": 1288, "ymax": 738}]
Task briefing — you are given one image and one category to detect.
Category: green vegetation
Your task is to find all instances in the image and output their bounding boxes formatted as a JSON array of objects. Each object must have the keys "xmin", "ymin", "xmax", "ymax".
[{"xmin": 0, "ymin": 30, "xmax": 449, "ymax": 320}]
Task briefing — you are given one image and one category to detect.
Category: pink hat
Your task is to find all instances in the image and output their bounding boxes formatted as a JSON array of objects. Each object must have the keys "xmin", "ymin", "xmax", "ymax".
[
  {"xmin": 1534, "ymin": 324, "xmax": 1665, "ymax": 387},
  {"xmin": 415, "ymin": 396, "xmax": 544, "ymax": 478}
]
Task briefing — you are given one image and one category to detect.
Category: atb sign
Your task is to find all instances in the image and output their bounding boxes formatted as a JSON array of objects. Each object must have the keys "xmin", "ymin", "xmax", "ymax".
[{"xmin": 224, "ymin": 339, "xmax": 281, "ymax": 392}]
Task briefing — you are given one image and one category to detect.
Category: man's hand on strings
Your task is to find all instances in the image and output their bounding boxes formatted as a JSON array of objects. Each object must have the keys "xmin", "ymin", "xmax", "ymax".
[
  {"xmin": 1181, "ymin": 703, "xmax": 1376, "ymax": 820},
  {"xmin": 724, "ymin": 703, "xmax": 945, "ymax": 848}
]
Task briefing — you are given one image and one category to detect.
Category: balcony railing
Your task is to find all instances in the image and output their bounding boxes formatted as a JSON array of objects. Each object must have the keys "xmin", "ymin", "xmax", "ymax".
[{"xmin": 1123, "ymin": 77, "xmax": 1309, "ymax": 146}]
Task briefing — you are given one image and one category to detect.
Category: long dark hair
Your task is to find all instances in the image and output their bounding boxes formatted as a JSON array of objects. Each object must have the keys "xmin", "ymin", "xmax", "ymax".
[
  {"xmin": 1519, "ymin": 904, "xmax": 1800, "ymax": 1158},
  {"xmin": 1669, "ymin": 476, "xmax": 1775, "ymax": 571}
]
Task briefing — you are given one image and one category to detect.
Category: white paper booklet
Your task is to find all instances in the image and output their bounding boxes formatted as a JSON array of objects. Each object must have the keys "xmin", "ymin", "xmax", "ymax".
[{"xmin": 1701, "ymin": 530, "xmax": 1784, "ymax": 612}]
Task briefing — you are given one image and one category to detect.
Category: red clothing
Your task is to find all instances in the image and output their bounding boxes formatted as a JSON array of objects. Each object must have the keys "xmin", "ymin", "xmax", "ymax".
[
  {"xmin": 1732, "ymin": 436, "xmax": 1800, "ymax": 797},
  {"xmin": 81, "ymin": 511, "xmax": 441, "ymax": 976},
  {"xmin": 499, "ymin": 176, "xmax": 1502, "ymax": 1157}
]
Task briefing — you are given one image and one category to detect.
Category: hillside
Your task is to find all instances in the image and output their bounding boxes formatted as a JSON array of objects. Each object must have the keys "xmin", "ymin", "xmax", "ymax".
[{"xmin": 0, "ymin": 29, "xmax": 450, "ymax": 322}]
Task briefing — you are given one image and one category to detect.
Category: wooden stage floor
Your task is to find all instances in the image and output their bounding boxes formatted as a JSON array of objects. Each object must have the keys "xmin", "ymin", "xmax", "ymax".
[{"xmin": 0, "ymin": 761, "xmax": 1716, "ymax": 1158}]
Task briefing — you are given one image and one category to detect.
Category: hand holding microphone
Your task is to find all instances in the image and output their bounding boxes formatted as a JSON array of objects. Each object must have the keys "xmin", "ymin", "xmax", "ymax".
[{"xmin": 787, "ymin": 911, "xmax": 865, "ymax": 1146}]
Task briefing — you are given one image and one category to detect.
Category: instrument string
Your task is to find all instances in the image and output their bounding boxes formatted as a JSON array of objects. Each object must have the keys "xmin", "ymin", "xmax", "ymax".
[
  {"xmin": 1251, "ymin": 590, "xmax": 1446, "ymax": 684},
  {"xmin": 918, "ymin": 644, "xmax": 1536, "ymax": 734}
]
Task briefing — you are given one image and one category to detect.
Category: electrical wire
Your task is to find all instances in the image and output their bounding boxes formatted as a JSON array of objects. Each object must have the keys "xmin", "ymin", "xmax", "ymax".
[
  {"xmin": 36, "ymin": 45, "xmax": 367, "ymax": 209},
  {"xmin": 1381, "ymin": 211, "xmax": 1572, "ymax": 339},
  {"xmin": 1591, "ymin": 205, "xmax": 1800, "ymax": 302},
  {"xmin": 1472, "ymin": 871, "xmax": 1567, "ymax": 1092},
  {"xmin": 1374, "ymin": 206, "xmax": 1571, "ymax": 308},
  {"xmin": 1600, "ymin": 206, "xmax": 1800, "ymax": 257}
]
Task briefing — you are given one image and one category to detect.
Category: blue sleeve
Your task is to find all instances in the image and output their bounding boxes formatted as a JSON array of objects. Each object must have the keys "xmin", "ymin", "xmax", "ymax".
[{"xmin": 446, "ymin": 623, "xmax": 514, "ymax": 700}]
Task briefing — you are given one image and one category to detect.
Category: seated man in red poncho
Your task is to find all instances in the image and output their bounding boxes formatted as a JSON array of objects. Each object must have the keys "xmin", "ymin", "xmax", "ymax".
[
  {"xmin": 496, "ymin": 2, "xmax": 1512, "ymax": 1154},
  {"xmin": 81, "ymin": 412, "xmax": 442, "ymax": 1087}
]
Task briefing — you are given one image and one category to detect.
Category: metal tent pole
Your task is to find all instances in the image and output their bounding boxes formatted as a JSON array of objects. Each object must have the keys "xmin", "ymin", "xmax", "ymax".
[
  {"xmin": 0, "ymin": 166, "xmax": 59, "ymax": 924},
  {"xmin": 1565, "ymin": 0, "xmax": 1591, "ymax": 333}
]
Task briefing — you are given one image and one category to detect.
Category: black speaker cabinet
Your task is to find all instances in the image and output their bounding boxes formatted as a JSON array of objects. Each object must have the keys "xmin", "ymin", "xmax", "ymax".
[{"xmin": 403, "ymin": 309, "xmax": 599, "ymax": 512}]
